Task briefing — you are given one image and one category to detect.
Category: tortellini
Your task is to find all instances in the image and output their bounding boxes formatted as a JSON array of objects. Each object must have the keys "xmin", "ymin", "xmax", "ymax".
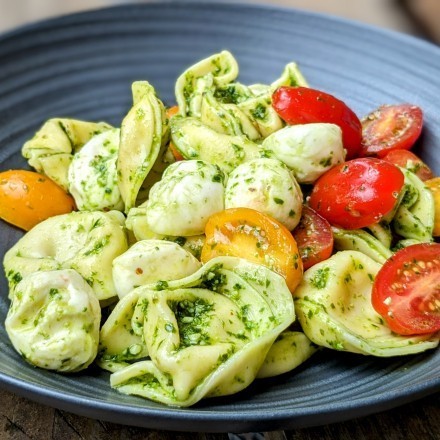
[
  {"xmin": 294, "ymin": 250, "xmax": 439, "ymax": 356},
  {"xmin": 4, "ymin": 210, "xmax": 128, "ymax": 301},
  {"xmin": 117, "ymin": 81, "xmax": 169, "ymax": 212},
  {"xmin": 5, "ymin": 269, "xmax": 101, "ymax": 372},
  {"xmin": 68, "ymin": 128, "xmax": 123, "ymax": 211},
  {"xmin": 262, "ymin": 123, "xmax": 346, "ymax": 184},
  {"xmin": 99, "ymin": 256, "xmax": 295, "ymax": 407},
  {"xmin": 170, "ymin": 116, "xmax": 262, "ymax": 174},
  {"xmin": 175, "ymin": 50, "xmax": 239, "ymax": 117},
  {"xmin": 112, "ymin": 240, "xmax": 202, "ymax": 299},
  {"xmin": 225, "ymin": 158, "xmax": 303, "ymax": 230},
  {"xmin": 145, "ymin": 160, "xmax": 225, "ymax": 236},
  {"xmin": 22, "ymin": 118, "xmax": 112, "ymax": 190}
]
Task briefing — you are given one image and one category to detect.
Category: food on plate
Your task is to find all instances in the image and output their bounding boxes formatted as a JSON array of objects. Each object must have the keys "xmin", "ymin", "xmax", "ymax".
[
  {"xmin": 308, "ymin": 157, "xmax": 405, "ymax": 230},
  {"xmin": 145, "ymin": 159, "xmax": 225, "ymax": 236},
  {"xmin": 271, "ymin": 86, "xmax": 362, "ymax": 159},
  {"xmin": 112, "ymin": 239, "xmax": 201, "ymax": 299},
  {"xmin": 425, "ymin": 177, "xmax": 440, "ymax": 236},
  {"xmin": 295, "ymin": 250, "xmax": 439, "ymax": 356},
  {"xmin": 22, "ymin": 118, "xmax": 112, "ymax": 190},
  {"xmin": 371, "ymin": 242, "xmax": 440, "ymax": 335},
  {"xmin": 1, "ymin": 50, "xmax": 439, "ymax": 407},
  {"xmin": 261, "ymin": 123, "xmax": 345, "ymax": 183},
  {"xmin": 5, "ymin": 269, "xmax": 101, "ymax": 372},
  {"xmin": 68, "ymin": 128, "xmax": 123, "ymax": 211},
  {"xmin": 201, "ymin": 207, "xmax": 303, "ymax": 292},
  {"xmin": 100, "ymin": 257, "xmax": 294, "ymax": 407},
  {"xmin": 224, "ymin": 158, "xmax": 303, "ymax": 230},
  {"xmin": 3, "ymin": 210, "xmax": 128, "ymax": 301},
  {"xmin": 360, "ymin": 104, "xmax": 423, "ymax": 157},
  {"xmin": 0, "ymin": 170, "xmax": 76, "ymax": 230}
]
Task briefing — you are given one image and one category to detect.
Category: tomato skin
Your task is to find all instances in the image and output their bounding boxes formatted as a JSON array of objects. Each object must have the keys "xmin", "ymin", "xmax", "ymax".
[
  {"xmin": 0, "ymin": 170, "xmax": 76, "ymax": 231},
  {"xmin": 292, "ymin": 205, "xmax": 334, "ymax": 269},
  {"xmin": 425, "ymin": 177, "xmax": 440, "ymax": 236},
  {"xmin": 381, "ymin": 149, "xmax": 433, "ymax": 181},
  {"xmin": 308, "ymin": 158, "xmax": 405, "ymax": 230},
  {"xmin": 372, "ymin": 243, "xmax": 440, "ymax": 335},
  {"xmin": 360, "ymin": 104, "xmax": 423, "ymax": 157},
  {"xmin": 272, "ymin": 86, "xmax": 362, "ymax": 159},
  {"xmin": 201, "ymin": 207, "xmax": 303, "ymax": 292}
]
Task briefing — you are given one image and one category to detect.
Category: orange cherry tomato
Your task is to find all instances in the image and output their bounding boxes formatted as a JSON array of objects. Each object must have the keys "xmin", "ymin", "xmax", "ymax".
[
  {"xmin": 0, "ymin": 170, "xmax": 76, "ymax": 231},
  {"xmin": 201, "ymin": 207, "xmax": 303, "ymax": 293},
  {"xmin": 166, "ymin": 105, "xmax": 184, "ymax": 161},
  {"xmin": 425, "ymin": 177, "xmax": 440, "ymax": 236}
]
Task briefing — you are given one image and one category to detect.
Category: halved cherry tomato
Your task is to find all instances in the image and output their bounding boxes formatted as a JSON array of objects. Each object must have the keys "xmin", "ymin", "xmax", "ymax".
[
  {"xmin": 381, "ymin": 149, "xmax": 433, "ymax": 181},
  {"xmin": 292, "ymin": 205, "xmax": 334, "ymax": 270},
  {"xmin": 425, "ymin": 177, "xmax": 440, "ymax": 236},
  {"xmin": 360, "ymin": 104, "xmax": 423, "ymax": 157},
  {"xmin": 308, "ymin": 158, "xmax": 405, "ymax": 230},
  {"xmin": 372, "ymin": 242, "xmax": 440, "ymax": 335},
  {"xmin": 201, "ymin": 207, "xmax": 303, "ymax": 292},
  {"xmin": 272, "ymin": 86, "xmax": 362, "ymax": 159},
  {"xmin": 0, "ymin": 170, "xmax": 76, "ymax": 231},
  {"xmin": 166, "ymin": 105, "xmax": 184, "ymax": 161}
]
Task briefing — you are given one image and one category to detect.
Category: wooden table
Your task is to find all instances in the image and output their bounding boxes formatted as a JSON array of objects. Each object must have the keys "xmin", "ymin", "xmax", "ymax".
[{"xmin": 1, "ymin": 387, "xmax": 438, "ymax": 439}]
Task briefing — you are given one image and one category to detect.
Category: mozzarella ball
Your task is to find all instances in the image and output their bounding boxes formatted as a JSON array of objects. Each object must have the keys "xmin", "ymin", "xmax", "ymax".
[
  {"xmin": 262, "ymin": 123, "xmax": 345, "ymax": 184},
  {"xmin": 225, "ymin": 158, "xmax": 303, "ymax": 230},
  {"xmin": 146, "ymin": 160, "xmax": 225, "ymax": 236}
]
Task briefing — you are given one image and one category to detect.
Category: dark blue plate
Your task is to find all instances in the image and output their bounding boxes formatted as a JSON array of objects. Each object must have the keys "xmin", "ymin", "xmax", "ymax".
[{"xmin": 0, "ymin": 1, "xmax": 439, "ymax": 433}]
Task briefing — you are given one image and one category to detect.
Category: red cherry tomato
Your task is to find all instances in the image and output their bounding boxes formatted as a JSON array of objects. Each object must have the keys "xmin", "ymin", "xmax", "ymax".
[
  {"xmin": 360, "ymin": 104, "xmax": 423, "ymax": 157},
  {"xmin": 272, "ymin": 86, "xmax": 362, "ymax": 159},
  {"xmin": 372, "ymin": 242, "xmax": 440, "ymax": 335},
  {"xmin": 308, "ymin": 158, "xmax": 405, "ymax": 230},
  {"xmin": 291, "ymin": 205, "xmax": 334, "ymax": 270},
  {"xmin": 381, "ymin": 149, "xmax": 434, "ymax": 181}
]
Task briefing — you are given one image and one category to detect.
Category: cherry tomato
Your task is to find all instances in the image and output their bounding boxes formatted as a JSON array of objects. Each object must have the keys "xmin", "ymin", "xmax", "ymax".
[
  {"xmin": 381, "ymin": 149, "xmax": 433, "ymax": 181},
  {"xmin": 0, "ymin": 170, "xmax": 76, "ymax": 231},
  {"xmin": 291, "ymin": 205, "xmax": 334, "ymax": 270},
  {"xmin": 272, "ymin": 86, "xmax": 362, "ymax": 159},
  {"xmin": 425, "ymin": 177, "xmax": 440, "ymax": 236},
  {"xmin": 201, "ymin": 207, "xmax": 303, "ymax": 292},
  {"xmin": 360, "ymin": 104, "xmax": 423, "ymax": 157},
  {"xmin": 372, "ymin": 242, "xmax": 440, "ymax": 335},
  {"xmin": 308, "ymin": 158, "xmax": 405, "ymax": 230}
]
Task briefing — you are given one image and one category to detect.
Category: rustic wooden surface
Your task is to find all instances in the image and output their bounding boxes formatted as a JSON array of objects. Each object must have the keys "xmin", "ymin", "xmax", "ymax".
[{"xmin": 1, "ymin": 388, "xmax": 438, "ymax": 439}]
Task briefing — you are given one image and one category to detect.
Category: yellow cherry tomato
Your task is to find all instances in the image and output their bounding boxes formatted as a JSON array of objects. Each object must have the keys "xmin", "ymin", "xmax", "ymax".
[
  {"xmin": 0, "ymin": 170, "xmax": 76, "ymax": 231},
  {"xmin": 425, "ymin": 177, "xmax": 440, "ymax": 236},
  {"xmin": 201, "ymin": 207, "xmax": 303, "ymax": 293}
]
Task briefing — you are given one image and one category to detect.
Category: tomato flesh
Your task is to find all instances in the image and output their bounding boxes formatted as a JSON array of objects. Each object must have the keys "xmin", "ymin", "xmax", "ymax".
[
  {"xmin": 272, "ymin": 86, "xmax": 362, "ymax": 159},
  {"xmin": 292, "ymin": 205, "xmax": 334, "ymax": 269},
  {"xmin": 361, "ymin": 104, "xmax": 423, "ymax": 157},
  {"xmin": 381, "ymin": 149, "xmax": 433, "ymax": 181},
  {"xmin": 201, "ymin": 207, "xmax": 303, "ymax": 292},
  {"xmin": 372, "ymin": 243, "xmax": 440, "ymax": 335},
  {"xmin": 308, "ymin": 158, "xmax": 404, "ymax": 230},
  {"xmin": 0, "ymin": 170, "xmax": 76, "ymax": 231}
]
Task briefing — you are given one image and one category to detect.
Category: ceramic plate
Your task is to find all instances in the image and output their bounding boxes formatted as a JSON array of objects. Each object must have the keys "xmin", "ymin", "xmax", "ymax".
[{"xmin": 0, "ymin": 1, "xmax": 439, "ymax": 433}]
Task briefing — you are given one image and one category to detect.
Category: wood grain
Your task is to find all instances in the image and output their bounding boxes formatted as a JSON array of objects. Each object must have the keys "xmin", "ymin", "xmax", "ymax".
[{"xmin": 1, "ymin": 388, "xmax": 438, "ymax": 440}]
